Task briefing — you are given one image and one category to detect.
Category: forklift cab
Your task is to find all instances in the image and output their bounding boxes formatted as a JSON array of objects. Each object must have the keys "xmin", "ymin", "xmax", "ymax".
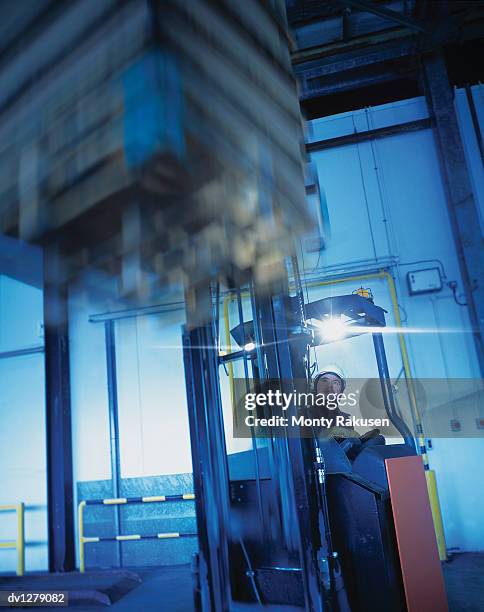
[{"xmin": 183, "ymin": 286, "xmax": 447, "ymax": 611}]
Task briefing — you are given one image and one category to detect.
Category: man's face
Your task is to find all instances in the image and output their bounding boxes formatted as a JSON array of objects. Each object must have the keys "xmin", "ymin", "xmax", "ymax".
[{"xmin": 316, "ymin": 373, "xmax": 344, "ymax": 395}]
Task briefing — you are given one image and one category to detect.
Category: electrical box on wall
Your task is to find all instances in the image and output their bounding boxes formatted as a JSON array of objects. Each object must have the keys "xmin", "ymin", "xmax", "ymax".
[{"xmin": 407, "ymin": 267, "xmax": 443, "ymax": 296}]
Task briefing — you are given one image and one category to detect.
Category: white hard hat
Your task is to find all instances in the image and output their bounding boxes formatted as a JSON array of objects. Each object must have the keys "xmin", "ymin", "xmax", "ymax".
[{"xmin": 314, "ymin": 365, "xmax": 346, "ymax": 391}]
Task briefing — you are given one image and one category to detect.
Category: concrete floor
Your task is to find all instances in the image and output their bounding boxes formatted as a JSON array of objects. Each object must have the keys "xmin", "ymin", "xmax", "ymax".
[
  {"xmin": 75, "ymin": 566, "xmax": 195, "ymax": 612},
  {"xmin": 442, "ymin": 553, "xmax": 484, "ymax": 612},
  {"xmin": 111, "ymin": 553, "xmax": 484, "ymax": 611},
  {"xmin": 105, "ymin": 554, "xmax": 484, "ymax": 611},
  {"xmin": 4, "ymin": 552, "xmax": 483, "ymax": 611}
]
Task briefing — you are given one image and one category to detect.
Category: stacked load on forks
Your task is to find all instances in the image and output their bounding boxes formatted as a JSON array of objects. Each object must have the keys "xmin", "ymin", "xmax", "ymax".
[{"xmin": 0, "ymin": 0, "xmax": 310, "ymax": 302}]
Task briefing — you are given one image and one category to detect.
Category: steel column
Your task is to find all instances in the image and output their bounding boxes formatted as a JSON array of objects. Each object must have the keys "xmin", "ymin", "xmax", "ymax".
[
  {"xmin": 422, "ymin": 53, "xmax": 484, "ymax": 375},
  {"xmin": 270, "ymin": 294, "xmax": 324, "ymax": 612},
  {"xmin": 43, "ymin": 245, "xmax": 75, "ymax": 572},
  {"xmin": 104, "ymin": 319, "xmax": 123, "ymax": 567},
  {"xmin": 183, "ymin": 316, "xmax": 232, "ymax": 611},
  {"xmin": 252, "ymin": 287, "xmax": 325, "ymax": 612}
]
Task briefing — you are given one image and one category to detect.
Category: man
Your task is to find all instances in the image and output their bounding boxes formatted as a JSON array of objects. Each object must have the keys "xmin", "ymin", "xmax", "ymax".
[
  {"xmin": 313, "ymin": 367, "xmax": 346, "ymax": 395},
  {"xmin": 312, "ymin": 367, "xmax": 358, "ymax": 438}
]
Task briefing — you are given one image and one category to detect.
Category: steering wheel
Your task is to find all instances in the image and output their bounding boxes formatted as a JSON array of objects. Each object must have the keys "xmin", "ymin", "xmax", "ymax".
[{"xmin": 359, "ymin": 428, "xmax": 381, "ymax": 443}]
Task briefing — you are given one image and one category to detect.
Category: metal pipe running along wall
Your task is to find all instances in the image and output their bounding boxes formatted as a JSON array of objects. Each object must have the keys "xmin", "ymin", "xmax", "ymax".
[{"xmin": 78, "ymin": 494, "xmax": 196, "ymax": 572}]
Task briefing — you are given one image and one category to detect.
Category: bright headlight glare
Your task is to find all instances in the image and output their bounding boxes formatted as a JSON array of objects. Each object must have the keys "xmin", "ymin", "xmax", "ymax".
[
  {"xmin": 315, "ymin": 317, "xmax": 347, "ymax": 341},
  {"xmin": 244, "ymin": 342, "xmax": 256, "ymax": 352}
]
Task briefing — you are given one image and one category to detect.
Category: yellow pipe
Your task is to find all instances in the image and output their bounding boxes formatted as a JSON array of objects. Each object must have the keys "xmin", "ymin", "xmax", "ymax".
[
  {"xmin": 382, "ymin": 272, "xmax": 449, "ymax": 561},
  {"xmin": 0, "ymin": 503, "xmax": 25, "ymax": 575},
  {"xmin": 303, "ymin": 270, "xmax": 387, "ymax": 290},
  {"xmin": 78, "ymin": 501, "xmax": 86, "ymax": 573},
  {"xmin": 425, "ymin": 470, "xmax": 447, "ymax": 561},
  {"xmin": 223, "ymin": 291, "xmax": 256, "ymax": 418},
  {"xmin": 16, "ymin": 503, "xmax": 24, "ymax": 576},
  {"xmin": 223, "ymin": 294, "xmax": 236, "ymax": 413}
]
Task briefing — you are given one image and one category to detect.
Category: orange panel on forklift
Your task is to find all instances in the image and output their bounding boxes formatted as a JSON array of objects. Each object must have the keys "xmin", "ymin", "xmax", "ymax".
[{"xmin": 385, "ymin": 456, "xmax": 448, "ymax": 612}]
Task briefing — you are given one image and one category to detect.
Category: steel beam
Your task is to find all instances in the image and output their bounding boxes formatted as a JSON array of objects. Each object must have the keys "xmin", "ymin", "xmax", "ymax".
[
  {"xmin": 0, "ymin": 345, "xmax": 44, "ymax": 360},
  {"xmin": 291, "ymin": 27, "xmax": 413, "ymax": 65},
  {"xmin": 89, "ymin": 301, "xmax": 184, "ymax": 323},
  {"xmin": 300, "ymin": 67, "xmax": 405, "ymax": 100},
  {"xmin": 43, "ymin": 245, "xmax": 75, "ymax": 572},
  {"xmin": 293, "ymin": 38, "xmax": 416, "ymax": 75},
  {"xmin": 306, "ymin": 118, "xmax": 431, "ymax": 153},
  {"xmin": 295, "ymin": 38, "xmax": 418, "ymax": 100},
  {"xmin": 335, "ymin": 0, "xmax": 427, "ymax": 32},
  {"xmin": 422, "ymin": 53, "xmax": 484, "ymax": 375}
]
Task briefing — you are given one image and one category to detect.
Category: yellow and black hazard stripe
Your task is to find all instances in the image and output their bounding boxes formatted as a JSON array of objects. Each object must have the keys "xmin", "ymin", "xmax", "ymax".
[
  {"xmin": 82, "ymin": 532, "xmax": 196, "ymax": 543},
  {"xmin": 84, "ymin": 493, "xmax": 195, "ymax": 506},
  {"xmin": 78, "ymin": 493, "xmax": 196, "ymax": 572}
]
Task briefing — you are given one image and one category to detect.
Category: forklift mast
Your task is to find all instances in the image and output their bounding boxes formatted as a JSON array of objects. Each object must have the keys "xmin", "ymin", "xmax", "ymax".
[{"xmin": 183, "ymin": 278, "xmax": 327, "ymax": 611}]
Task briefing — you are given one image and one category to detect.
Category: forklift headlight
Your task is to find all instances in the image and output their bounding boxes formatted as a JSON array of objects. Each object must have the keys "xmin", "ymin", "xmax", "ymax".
[{"xmin": 314, "ymin": 317, "xmax": 347, "ymax": 342}]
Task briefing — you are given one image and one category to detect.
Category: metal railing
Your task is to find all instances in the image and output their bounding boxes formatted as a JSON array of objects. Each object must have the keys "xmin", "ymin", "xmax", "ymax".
[
  {"xmin": 78, "ymin": 494, "xmax": 196, "ymax": 572},
  {"xmin": 0, "ymin": 503, "xmax": 25, "ymax": 576}
]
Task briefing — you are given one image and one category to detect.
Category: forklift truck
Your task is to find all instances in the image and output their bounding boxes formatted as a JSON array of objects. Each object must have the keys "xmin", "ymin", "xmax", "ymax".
[{"xmin": 182, "ymin": 280, "xmax": 447, "ymax": 611}]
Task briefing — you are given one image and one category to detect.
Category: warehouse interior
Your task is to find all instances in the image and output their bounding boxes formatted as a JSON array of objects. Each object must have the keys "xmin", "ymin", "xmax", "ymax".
[{"xmin": 0, "ymin": 0, "xmax": 483, "ymax": 610}]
